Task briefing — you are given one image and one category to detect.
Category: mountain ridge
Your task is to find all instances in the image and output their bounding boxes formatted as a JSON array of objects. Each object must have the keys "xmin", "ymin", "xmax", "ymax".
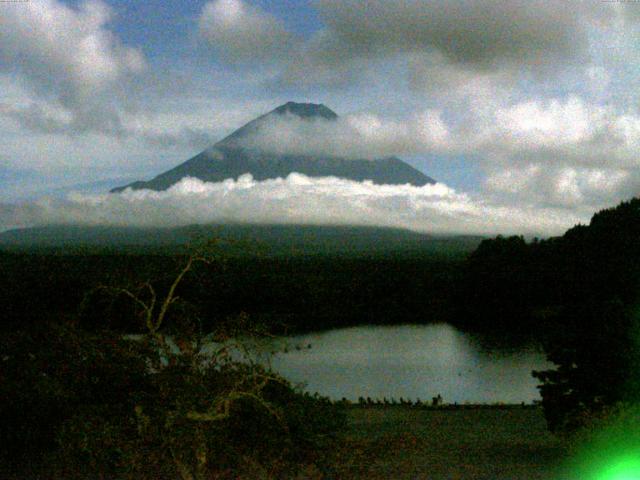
[{"xmin": 0, "ymin": 223, "xmax": 483, "ymax": 257}]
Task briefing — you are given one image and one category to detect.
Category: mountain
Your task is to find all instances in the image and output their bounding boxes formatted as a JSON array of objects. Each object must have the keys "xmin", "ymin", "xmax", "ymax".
[{"xmin": 111, "ymin": 102, "xmax": 435, "ymax": 192}]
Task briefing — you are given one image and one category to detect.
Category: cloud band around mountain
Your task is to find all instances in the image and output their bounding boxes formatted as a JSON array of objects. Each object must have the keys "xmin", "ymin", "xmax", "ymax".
[{"xmin": 0, "ymin": 174, "xmax": 586, "ymax": 237}]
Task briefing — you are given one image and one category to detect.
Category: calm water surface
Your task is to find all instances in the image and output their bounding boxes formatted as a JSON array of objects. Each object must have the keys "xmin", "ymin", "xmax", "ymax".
[{"xmin": 264, "ymin": 324, "xmax": 551, "ymax": 404}]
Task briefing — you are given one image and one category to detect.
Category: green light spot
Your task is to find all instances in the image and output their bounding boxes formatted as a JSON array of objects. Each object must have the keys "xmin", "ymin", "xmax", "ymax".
[{"xmin": 597, "ymin": 457, "xmax": 640, "ymax": 480}]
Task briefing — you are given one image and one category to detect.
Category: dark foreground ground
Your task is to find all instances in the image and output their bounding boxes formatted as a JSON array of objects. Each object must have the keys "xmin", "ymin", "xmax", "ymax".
[{"xmin": 330, "ymin": 406, "xmax": 568, "ymax": 480}]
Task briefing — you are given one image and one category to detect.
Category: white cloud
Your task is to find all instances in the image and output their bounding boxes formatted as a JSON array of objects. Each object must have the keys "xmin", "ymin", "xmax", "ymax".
[
  {"xmin": 235, "ymin": 110, "xmax": 451, "ymax": 158},
  {"xmin": 485, "ymin": 165, "xmax": 635, "ymax": 208},
  {"xmin": 199, "ymin": 0, "xmax": 293, "ymax": 62},
  {"xmin": 235, "ymin": 95, "xmax": 640, "ymax": 175},
  {"xmin": 0, "ymin": 0, "xmax": 145, "ymax": 135},
  {"xmin": 464, "ymin": 95, "xmax": 640, "ymax": 209},
  {"xmin": 0, "ymin": 174, "xmax": 586, "ymax": 236},
  {"xmin": 475, "ymin": 96, "xmax": 640, "ymax": 170},
  {"xmin": 493, "ymin": 97, "xmax": 600, "ymax": 148},
  {"xmin": 585, "ymin": 65, "xmax": 611, "ymax": 98}
]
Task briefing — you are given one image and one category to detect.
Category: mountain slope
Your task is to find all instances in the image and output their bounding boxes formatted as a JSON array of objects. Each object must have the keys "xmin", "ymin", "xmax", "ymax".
[{"xmin": 112, "ymin": 102, "xmax": 435, "ymax": 192}]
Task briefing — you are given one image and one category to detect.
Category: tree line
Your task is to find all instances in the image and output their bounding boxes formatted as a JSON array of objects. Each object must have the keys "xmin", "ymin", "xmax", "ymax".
[{"xmin": 456, "ymin": 198, "xmax": 640, "ymax": 432}]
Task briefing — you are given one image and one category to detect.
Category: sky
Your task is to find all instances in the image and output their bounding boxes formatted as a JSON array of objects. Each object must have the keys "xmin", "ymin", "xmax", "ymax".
[{"xmin": 1, "ymin": 0, "xmax": 640, "ymax": 236}]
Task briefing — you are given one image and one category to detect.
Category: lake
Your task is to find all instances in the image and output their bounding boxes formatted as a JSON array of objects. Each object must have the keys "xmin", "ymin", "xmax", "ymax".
[{"xmin": 262, "ymin": 324, "xmax": 551, "ymax": 404}]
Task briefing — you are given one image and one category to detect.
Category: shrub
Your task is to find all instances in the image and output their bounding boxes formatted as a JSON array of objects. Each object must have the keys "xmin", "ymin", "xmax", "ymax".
[
  {"xmin": 0, "ymin": 322, "xmax": 148, "ymax": 477},
  {"xmin": 1, "ymin": 249, "xmax": 344, "ymax": 479}
]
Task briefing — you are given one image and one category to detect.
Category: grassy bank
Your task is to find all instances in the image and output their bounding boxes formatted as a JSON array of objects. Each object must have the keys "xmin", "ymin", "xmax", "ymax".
[{"xmin": 330, "ymin": 405, "xmax": 567, "ymax": 479}]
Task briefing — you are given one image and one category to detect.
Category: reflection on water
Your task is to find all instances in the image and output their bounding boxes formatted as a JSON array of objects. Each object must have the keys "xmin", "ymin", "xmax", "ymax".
[{"xmin": 265, "ymin": 324, "xmax": 551, "ymax": 404}]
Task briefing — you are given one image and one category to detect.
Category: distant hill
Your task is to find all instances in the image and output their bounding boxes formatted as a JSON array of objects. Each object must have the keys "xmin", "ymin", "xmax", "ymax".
[
  {"xmin": 111, "ymin": 102, "xmax": 435, "ymax": 192},
  {"xmin": 0, "ymin": 224, "xmax": 482, "ymax": 257}
]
